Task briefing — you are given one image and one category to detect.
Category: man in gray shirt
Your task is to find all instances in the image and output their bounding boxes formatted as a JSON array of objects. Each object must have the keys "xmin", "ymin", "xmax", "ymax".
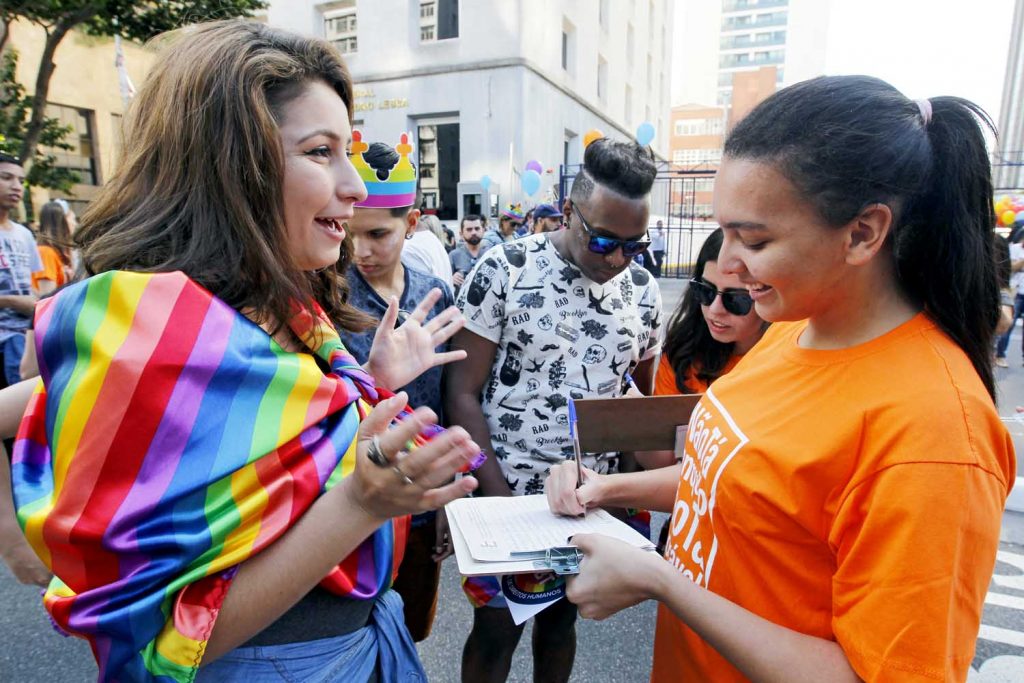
[{"xmin": 449, "ymin": 214, "xmax": 486, "ymax": 293}]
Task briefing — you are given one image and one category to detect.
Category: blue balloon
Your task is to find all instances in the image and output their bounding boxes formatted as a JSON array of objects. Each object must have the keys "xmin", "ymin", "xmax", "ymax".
[
  {"xmin": 636, "ymin": 122, "xmax": 656, "ymax": 147},
  {"xmin": 480, "ymin": 175, "xmax": 492, "ymax": 192},
  {"xmin": 521, "ymin": 169, "xmax": 541, "ymax": 197}
]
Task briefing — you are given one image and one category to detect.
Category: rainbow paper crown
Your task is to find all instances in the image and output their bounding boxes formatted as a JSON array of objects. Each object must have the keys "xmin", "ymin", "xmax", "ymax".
[
  {"xmin": 352, "ymin": 130, "xmax": 418, "ymax": 209},
  {"xmin": 501, "ymin": 203, "xmax": 525, "ymax": 221}
]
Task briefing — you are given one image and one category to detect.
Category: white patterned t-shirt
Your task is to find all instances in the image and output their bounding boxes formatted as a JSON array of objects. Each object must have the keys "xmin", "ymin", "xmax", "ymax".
[{"xmin": 456, "ymin": 234, "xmax": 661, "ymax": 495}]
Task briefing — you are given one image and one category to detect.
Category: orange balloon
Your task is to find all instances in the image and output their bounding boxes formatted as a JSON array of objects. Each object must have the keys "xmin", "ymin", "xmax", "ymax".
[
  {"xmin": 583, "ymin": 129, "xmax": 604, "ymax": 150},
  {"xmin": 1001, "ymin": 209, "xmax": 1017, "ymax": 226}
]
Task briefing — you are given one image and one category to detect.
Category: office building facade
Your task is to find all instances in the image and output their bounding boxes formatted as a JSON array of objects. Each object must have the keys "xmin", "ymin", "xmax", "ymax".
[{"xmin": 265, "ymin": 0, "xmax": 673, "ymax": 222}]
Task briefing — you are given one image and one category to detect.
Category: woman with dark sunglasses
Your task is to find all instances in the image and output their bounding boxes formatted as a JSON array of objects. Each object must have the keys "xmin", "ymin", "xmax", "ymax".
[{"xmin": 655, "ymin": 228, "xmax": 766, "ymax": 398}]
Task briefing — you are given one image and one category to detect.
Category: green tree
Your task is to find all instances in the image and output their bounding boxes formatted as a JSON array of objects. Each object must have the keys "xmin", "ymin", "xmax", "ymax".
[
  {"xmin": 0, "ymin": 48, "xmax": 79, "ymax": 209},
  {"xmin": 1, "ymin": 0, "xmax": 266, "ymax": 183}
]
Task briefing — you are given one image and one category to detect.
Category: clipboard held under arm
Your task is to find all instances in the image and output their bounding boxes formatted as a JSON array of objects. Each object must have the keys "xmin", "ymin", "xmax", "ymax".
[{"xmin": 570, "ymin": 394, "xmax": 701, "ymax": 452}]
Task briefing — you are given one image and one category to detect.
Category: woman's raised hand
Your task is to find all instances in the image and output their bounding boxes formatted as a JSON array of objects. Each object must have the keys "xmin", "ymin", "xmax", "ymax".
[
  {"xmin": 365, "ymin": 289, "xmax": 467, "ymax": 391},
  {"xmin": 346, "ymin": 392, "xmax": 478, "ymax": 521},
  {"xmin": 545, "ymin": 461, "xmax": 605, "ymax": 517}
]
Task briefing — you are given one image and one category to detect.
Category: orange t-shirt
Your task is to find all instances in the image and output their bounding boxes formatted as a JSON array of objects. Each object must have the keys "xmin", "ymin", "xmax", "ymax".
[
  {"xmin": 653, "ymin": 314, "xmax": 1015, "ymax": 682},
  {"xmin": 654, "ymin": 352, "xmax": 741, "ymax": 396},
  {"xmin": 31, "ymin": 245, "xmax": 67, "ymax": 290}
]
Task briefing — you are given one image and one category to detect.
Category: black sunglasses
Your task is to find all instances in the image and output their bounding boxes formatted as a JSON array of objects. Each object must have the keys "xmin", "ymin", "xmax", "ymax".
[
  {"xmin": 689, "ymin": 278, "xmax": 754, "ymax": 316},
  {"xmin": 571, "ymin": 203, "xmax": 651, "ymax": 257}
]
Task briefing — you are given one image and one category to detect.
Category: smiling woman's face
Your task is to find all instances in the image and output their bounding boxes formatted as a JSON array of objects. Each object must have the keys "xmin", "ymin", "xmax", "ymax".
[
  {"xmin": 277, "ymin": 80, "xmax": 367, "ymax": 271},
  {"xmin": 713, "ymin": 156, "xmax": 849, "ymax": 323}
]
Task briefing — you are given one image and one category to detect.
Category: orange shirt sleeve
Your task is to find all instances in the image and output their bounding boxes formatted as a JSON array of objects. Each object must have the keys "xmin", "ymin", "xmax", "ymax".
[
  {"xmin": 654, "ymin": 354, "xmax": 680, "ymax": 396},
  {"xmin": 829, "ymin": 461, "xmax": 1007, "ymax": 681},
  {"xmin": 32, "ymin": 246, "xmax": 65, "ymax": 290}
]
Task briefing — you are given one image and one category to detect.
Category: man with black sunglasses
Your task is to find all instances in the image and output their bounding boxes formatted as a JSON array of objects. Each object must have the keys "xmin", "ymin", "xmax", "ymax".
[{"xmin": 447, "ymin": 138, "xmax": 662, "ymax": 683}]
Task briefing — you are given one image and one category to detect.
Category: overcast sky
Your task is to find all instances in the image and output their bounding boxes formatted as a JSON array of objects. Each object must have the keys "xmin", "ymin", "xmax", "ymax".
[{"xmin": 672, "ymin": 0, "xmax": 1017, "ymax": 122}]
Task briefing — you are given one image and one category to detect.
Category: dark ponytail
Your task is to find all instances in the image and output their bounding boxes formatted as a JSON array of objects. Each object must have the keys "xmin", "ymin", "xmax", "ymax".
[{"xmin": 725, "ymin": 76, "xmax": 999, "ymax": 399}]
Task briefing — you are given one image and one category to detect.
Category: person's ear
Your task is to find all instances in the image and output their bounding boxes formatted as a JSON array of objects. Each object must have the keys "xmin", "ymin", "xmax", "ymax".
[
  {"xmin": 406, "ymin": 209, "xmax": 421, "ymax": 237},
  {"xmin": 561, "ymin": 198, "xmax": 573, "ymax": 225},
  {"xmin": 845, "ymin": 203, "xmax": 893, "ymax": 266}
]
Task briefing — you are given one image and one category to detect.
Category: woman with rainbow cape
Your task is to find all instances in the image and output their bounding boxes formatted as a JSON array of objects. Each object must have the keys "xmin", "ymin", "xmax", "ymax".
[{"xmin": 6, "ymin": 20, "xmax": 483, "ymax": 682}]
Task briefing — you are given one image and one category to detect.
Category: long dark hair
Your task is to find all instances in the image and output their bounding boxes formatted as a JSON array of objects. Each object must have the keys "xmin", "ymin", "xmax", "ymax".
[
  {"xmin": 37, "ymin": 201, "xmax": 73, "ymax": 265},
  {"xmin": 665, "ymin": 229, "xmax": 734, "ymax": 391},
  {"xmin": 76, "ymin": 20, "xmax": 371, "ymax": 334},
  {"xmin": 725, "ymin": 75, "xmax": 999, "ymax": 399}
]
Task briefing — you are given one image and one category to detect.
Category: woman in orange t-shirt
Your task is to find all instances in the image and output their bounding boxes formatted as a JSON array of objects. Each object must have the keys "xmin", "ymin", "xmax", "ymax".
[
  {"xmin": 548, "ymin": 76, "xmax": 1015, "ymax": 682},
  {"xmin": 30, "ymin": 200, "xmax": 76, "ymax": 293}
]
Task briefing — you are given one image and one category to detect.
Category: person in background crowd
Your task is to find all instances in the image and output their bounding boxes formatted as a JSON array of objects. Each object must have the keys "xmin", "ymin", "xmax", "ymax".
[
  {"xmin": 450, "ymin": 213, "xmax": 486, "ymax": 293},
  {"xmin": 995, "ymin": 234, "xmax": 1014, "ymax": 338},
  {"xmin": 0, "ymin": 153, "xmax": 40, "ymax": 389},
  {"xmin": 480, "ymin": 203, "xmax": 524, "ymax": 252},
  {"xmin": 547, "ymin": 75, "xmax": 1014, "ymax": 683},
  {"xmin": 650, "ymin": 219, "xmax": 666, "ymax": 277},
  {"xmin": 530, "ymin": 203, "xmax": 563, "ymax": 233},
  {"xmin": 31, "ymin": 199, "xmax": 76, "ymax": 295},
  {"xmin": 340, "ymin": 135, "xmax": 457, "ymax": 643},
  {"xmin": 448, "ymin": 137, "xmax": 661, "ymax": 683},
  {"xmin": 7, "ymin": 21, "xmax": 479, "ymax": 681},
  {"xmin": 519, "ymin": 208, "xmax": 534, "ymax": 238},
  {"xmin": 995, "ymin": 225, "xmax": 1024, "ymax": 367},
  {"xmin": 402, "ymin": 210, "xmax": 453, "ymax": 286}
]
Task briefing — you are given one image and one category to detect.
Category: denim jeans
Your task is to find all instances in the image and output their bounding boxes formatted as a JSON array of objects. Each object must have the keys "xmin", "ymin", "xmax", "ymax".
[
  {"xmin": 0, "ymin": 333, "xmax": 25, "ymax": 386},
  {"xmin": 996, "ymin": 293, "xmax": 1024, "ymax": 358},
  {"xmin": 195, "ymin": 590, "xmax": 425, "ymax": 683}
]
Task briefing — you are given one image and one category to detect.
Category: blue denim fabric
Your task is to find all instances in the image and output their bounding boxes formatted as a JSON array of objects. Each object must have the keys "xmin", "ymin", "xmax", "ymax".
[
  {"xmin": 195, "ymin": 590, "xmax": 425, "ymax": 682},
  {"xmin": 996, "ymin": 293, "xmax": 1024, "ymax": 358},
  {"xmin": 1, "ymin": 333, "xmax": 24, "ymax": 385}
]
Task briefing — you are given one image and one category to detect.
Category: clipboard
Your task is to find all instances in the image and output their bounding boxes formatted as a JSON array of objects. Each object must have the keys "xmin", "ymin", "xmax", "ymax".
[
  {"xmin": 571, "ymin": 394, "xmax": 701, "ymax": 452},
  {"xmin": 446, "ymin": 495, "xmax": 655, "ymax": 577}
]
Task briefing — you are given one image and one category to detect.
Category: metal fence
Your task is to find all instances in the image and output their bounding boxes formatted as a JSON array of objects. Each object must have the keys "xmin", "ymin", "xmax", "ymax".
[{"xmin": 559, "ymin": 164, "xmax": 720, "ymax": 279}]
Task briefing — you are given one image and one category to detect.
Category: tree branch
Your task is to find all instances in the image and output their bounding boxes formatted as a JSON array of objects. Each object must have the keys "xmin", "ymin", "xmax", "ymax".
[{"xmin": 18, "ymin": 7, "xmax": 95, "ymax": 173}]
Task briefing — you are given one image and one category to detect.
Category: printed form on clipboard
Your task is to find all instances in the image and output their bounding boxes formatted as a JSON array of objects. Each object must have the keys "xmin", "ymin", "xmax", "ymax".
[{"xmin": 446, "ymin": 495, "xmax": 656, "ymax": 577}]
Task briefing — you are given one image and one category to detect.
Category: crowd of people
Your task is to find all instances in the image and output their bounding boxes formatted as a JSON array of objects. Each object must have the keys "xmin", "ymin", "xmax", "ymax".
[{"xmin": 0, "ymin": 18, "xmax": 1017, "ymax": 683}]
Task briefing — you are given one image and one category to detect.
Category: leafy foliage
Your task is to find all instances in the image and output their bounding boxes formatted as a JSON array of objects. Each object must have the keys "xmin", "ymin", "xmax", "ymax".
[{"xmin": 0, "ymin": 49, "xmax": 77, "ymax": 193}]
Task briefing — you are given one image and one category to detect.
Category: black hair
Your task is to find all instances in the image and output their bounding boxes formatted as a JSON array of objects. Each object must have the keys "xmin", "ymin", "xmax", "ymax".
[
  {"xmin": 0, "ymin": 153, "xmax": 22, "ymax": 166},
  {"xmin": 725, "ymin": 75, "xmax": 1000, "ymax": 399},
  {"xmin": 995, "ymin": 234, "xmax": 1011, "ymax": 290},
  {"xmin": 363, "ymin": 141, "xmax": 418, "ymax": 218},
  {"xmin": 664, "ymin": 229, "xmax": 752, "ymax": 391},
  {"xmin": 570, "ymin": 137, "xmax": 657, "ymax": 203},
  {"xmin": 461, "ymin": 214, "xmax": 482, "ymax": 230}
]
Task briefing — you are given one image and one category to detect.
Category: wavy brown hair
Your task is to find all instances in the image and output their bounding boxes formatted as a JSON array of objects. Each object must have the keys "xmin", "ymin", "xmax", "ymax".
[{"xmin": 77, "ymin": 20, "xmax": 371, "ymax": 334}]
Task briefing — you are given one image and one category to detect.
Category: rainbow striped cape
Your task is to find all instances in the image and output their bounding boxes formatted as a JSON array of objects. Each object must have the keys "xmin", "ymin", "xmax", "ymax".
[{"xmin": 11, "ymin": 271, "xmax": 417, "ymax": 681}]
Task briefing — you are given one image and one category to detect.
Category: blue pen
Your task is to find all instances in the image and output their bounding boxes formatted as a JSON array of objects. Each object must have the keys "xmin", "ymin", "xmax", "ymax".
[
  {"xmin": 624, "ymin": 371, "xmax": 641, "ymax": 395},
  {"xmin": 568, "ymin": 399, "xmax": 584, "ymax": 491}
]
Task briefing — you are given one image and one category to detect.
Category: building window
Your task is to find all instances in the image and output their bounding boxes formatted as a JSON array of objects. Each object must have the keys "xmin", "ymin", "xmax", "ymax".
[
  {"xmin": 45, "ymin": 104, "xmax": 98, "ymax": 185},
  {"xmin": 648, "ymin": 0, "xmax": 655, "ymax": 39},
  {"xmin": 324, "ymin": 1, "xmax": 357, "ymax": 55},
  {"xmin": 597, "ymin": 56, "xmax": 608, "ymax": 103},
  {"xmin": 626, "ymin": 24, "xmax": 635, "ymax": 69},
  {"xmin": 420, "ymin": 0, "xmax": 458, "ymax": 42},
  {"xmin": 561, "ymin": 19, "xmax": 576, "ymax": 74},
  {"xmin": 599, "ymin": 0, "xmax": 610, "ymax": 30},
  {"xmin": 646, "ymin": 53, "xmax": 653, "ymax": 91},
  {"xmin": 625, "ymin": 85, "xmax": 633, "ymax": 126},
  {"xmin": 673, "ymin": 118, "xmax": 725, "ymax": 136},
  {"xmin": 417, "ymin": 121, "xmax": 460, "ymax": 221}
]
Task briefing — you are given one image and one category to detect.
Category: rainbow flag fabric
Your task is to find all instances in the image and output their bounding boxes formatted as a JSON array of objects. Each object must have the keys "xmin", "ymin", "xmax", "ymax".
[{"xmin": 11, "ymin": 270, "xmax": 417, "ymax": 682}]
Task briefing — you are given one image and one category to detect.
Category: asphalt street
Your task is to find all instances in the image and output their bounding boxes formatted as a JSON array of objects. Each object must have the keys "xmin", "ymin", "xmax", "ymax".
[{"xmin": 3, "ymin": 279, "xmax": 1024, "ymax": 681}]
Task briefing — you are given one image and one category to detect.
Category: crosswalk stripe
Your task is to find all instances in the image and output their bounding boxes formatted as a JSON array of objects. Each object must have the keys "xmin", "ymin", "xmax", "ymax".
[
  {"xmin": 978, "ymin": 625, "xmax": 1024, "ymax": 648},
  {"xmin": 985, "ymin": 591, "xmax": 1024, "ymax": 611}
]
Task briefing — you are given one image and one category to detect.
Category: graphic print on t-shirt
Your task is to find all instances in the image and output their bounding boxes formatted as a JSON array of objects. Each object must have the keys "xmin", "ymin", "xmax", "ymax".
[
  {"xmin": 456, "ymin": 234, "xmax": 661, "ymax": 494},
  {"xmin": 665, "ymin": 388, "xmax": 748, "ymax": 587}
]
